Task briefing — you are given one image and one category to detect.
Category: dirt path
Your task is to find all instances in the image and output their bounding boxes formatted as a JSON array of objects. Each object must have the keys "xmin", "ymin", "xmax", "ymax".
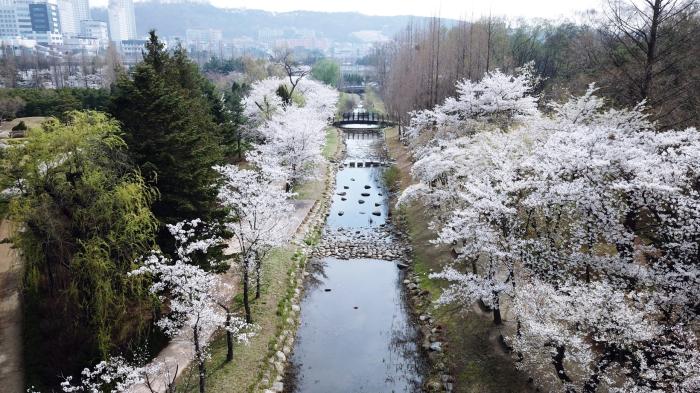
[
  {"xmin": 130, "ymin": 200, "xmax": 315, "ymax": 393},
  {"xmin": 0, "ymin": 220, "xmax": 23, "ymax": 393}
]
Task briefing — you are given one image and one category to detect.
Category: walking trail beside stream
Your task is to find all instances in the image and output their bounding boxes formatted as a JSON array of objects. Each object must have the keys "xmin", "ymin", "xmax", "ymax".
[{"xmin": 130, "ymin": 199, "xmax": 315, "ymax": 393}]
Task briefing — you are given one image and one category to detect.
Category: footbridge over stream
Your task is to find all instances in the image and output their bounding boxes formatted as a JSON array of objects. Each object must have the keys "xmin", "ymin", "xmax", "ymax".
[{"xmin": 332, "ymin": 111, "xmax": 396, "ymax": 129}]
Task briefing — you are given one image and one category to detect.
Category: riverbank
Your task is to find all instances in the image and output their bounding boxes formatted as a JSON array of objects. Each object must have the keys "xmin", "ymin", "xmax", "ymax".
[
  {"xmin": 383, "ymin": 127, "xmax": 533, "ymax": 393},
  {"xmin": 179, "ymin": 127, "xmax": 343, "ymax": 393}
]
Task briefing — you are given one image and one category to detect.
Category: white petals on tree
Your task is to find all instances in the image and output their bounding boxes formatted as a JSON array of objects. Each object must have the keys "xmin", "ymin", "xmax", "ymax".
[
  {"xmin": 402, "ymin": 70, "xmax": 700, "ymax": 391},
  {"xmin": 244, "ymin": 77, "xmax": 338, "ymax": 188}
]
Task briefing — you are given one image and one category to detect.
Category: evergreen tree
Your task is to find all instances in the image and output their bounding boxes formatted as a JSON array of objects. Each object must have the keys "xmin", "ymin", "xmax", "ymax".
[
  {"xmin": 222, "ymin": 81, "xmax": 249, "ymax": 161},
  {"xmin": 110, "ymin": 31, "xmax": 227, "ymax": 270}
]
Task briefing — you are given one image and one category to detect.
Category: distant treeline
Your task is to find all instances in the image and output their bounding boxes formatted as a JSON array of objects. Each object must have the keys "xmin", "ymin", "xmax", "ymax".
[
  {"xmin": 375, "ymin": 0, "xmax": 700, "ymax": 129},
  {"xmin": 0, "ymin": 88, "xmax": 110, "ymax": 118}
]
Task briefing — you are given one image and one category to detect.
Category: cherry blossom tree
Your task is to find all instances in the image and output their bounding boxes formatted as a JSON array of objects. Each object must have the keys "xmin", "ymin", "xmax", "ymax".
[
  {"xmin": 243, "ymin": 76, "xmax": 338, "ymax": 190},
  {"xmin": 58, "ymin": 356, "xmax": 144, "ymax": 393},
  {"xmin": 401, "ymin": 71, "xmax": 700, "ymax": 391},
  {"xmin": 248, "ymin": 106, "xmax": 328, "ymax": 189},
  {"xmin": 217, "ymin": 165, "xmax": 294, "ymax": 323},
  {"xmin": 130, "ymin": 220, "xmax": 252, "ymax": 393}
]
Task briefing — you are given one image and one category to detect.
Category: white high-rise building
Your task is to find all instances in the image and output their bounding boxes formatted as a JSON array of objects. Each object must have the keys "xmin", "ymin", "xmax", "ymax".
[
  {"xmin": 107, "ymin": 0, "xmax": 136, "ymax": 42},
  {"xmin": 57, "ymin": 0, "xmax": 77, "ymax": 35},
  {"xmin": 0, "ymin": 0, "xmax": 20, "ymax": 39},
  {"xmin": 71, "ymin": 0, "xmax": 88, "ymax": 23}
]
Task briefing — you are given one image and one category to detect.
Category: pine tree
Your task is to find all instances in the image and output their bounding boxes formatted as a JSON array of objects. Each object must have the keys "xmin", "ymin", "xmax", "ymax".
[{"xmin": 110, "ymin": 31, "xmax": 227, "ymax": 270}]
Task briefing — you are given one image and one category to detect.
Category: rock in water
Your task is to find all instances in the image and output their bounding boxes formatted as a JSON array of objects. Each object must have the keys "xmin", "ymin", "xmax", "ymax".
[
  {"xmin": 358, "ymin": 200, "xmax": 365, "ymax": 204},
  {"xmin": 364, "ymin": 185, "xmax": 371, "ymax": 189},
  {"xmin": 372, "ymin": 211, "xmax": 381, "ymax": 216}
]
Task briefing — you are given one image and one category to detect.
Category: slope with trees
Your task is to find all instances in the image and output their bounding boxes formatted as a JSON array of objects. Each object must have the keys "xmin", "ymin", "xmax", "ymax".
[{"xmin": 399, "ymin": 68, "xmax": 700, "ymax": 392}]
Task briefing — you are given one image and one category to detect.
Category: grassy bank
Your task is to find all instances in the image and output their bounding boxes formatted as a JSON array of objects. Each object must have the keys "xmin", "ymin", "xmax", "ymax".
[
  {"xmin": 384, "ymin": 127, "xmax": 532, "ymax": 393},
  {"xmin": 182, "ymin": 127, "xmax": 341, "ymax": 393}
]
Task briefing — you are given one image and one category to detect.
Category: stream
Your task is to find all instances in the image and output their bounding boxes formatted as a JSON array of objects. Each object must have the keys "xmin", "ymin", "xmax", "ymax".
[{"xmin": 285, "ymin": 124, "xmax": 426, "ymax": 392}]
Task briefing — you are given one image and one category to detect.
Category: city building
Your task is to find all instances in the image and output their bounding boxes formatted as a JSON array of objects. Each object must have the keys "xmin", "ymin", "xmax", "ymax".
[
  {"xmin": 0, "ymin": 0, "xmax": 19, "ymax": 39},
  {"xmin": 107, "ymin": 0, "xmax": 136, "ymax": 42},
  {"xmin": 57, "ymin": 0, "xmax": 77, "ymax": 35},
  {"xmin": 80, "ymin": 19, "xmax": 107, "ymax": 47},
  {"xmin": 118, "ymin": 38, "xmax": 146, "ymax": 66},
  {"xmin": 22, "ymin": 0, "xmax": 62, "ymax": 45},
  {"xmin": 0, "ymin": 0, "xmax": 63, "ymax": 45},
  {"xmin": 71, "ymin": 0, "xmax": 87, "ymax": 23}
]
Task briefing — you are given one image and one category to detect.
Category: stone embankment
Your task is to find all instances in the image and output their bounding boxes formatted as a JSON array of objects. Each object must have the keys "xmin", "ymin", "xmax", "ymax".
[{"xmin": 311, "ymin": 226, "xmax": 412, "ymax": 263}]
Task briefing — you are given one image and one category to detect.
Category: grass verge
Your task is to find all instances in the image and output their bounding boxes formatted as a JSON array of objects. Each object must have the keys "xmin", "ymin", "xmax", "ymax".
[
  {"xmin": 384, "ymin": 127, "xmax": 532, "ymax": 393},
  {"xmin": 181, "ymin": 126, "xmax": 339, "ymax": 393},
  {"xmin": 294, "ymin": 127, "xmax": 341, "ymax": 200}
]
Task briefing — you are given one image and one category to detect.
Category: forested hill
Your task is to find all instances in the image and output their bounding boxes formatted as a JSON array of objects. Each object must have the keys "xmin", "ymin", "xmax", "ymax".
[{"xmin": 90, "ymin": 2, "xmax": 446, "ymax": 42}]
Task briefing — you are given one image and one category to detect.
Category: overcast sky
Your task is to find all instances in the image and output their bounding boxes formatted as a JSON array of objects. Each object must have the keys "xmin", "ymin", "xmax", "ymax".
[{"xmin": 94, "ymin": 0, "xmax": 601, "ymax": 20}]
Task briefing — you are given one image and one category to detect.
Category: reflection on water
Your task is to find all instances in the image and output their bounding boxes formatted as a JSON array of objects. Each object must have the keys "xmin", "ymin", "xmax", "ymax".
[
  {"xmin": 288, "ymin": 258, "xmax": 422, "ymax": 393},
  {"xmin": 288, "ymin": 129, "xmax": 425, "ymax": 392}
]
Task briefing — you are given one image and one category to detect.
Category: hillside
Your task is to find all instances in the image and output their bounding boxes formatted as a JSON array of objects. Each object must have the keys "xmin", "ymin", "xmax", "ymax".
[{"xmin": 90, "ymin": 2, "xmax": 449, "ymax": 42}]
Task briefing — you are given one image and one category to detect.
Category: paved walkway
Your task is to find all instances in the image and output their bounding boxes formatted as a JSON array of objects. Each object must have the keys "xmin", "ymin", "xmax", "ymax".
[
  {"xmin": 130, "ymin": 200, "xmax": 315, "ymax": 393},
  {"xmin": 0, "ymin": 220, "xmax": 22, "ymax": 393}
]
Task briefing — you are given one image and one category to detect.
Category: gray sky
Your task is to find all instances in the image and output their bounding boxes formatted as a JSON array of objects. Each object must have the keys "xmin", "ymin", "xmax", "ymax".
[{"xmin": 94, "ymin": 0, "xmax": 601, "ymax": 20}]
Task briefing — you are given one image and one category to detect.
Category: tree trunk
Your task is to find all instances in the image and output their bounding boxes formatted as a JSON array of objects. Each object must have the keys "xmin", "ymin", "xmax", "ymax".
[
  {"xmin": 641, "ymin": 0, "xmax": 662, "ymax": 100},
  {"xmin": 194, "ymin": 328, "xmax": 206, "ymax": 393},
  {"xmin": 255, "ymin": 251, "xmax": 262, "ymax": 300},
  {"xmin": 492, "ymin": 294, "xmax": 502, "ymax": 325},
  {"xmin": 225, "ymin": 313, "xmax": 234, "ymax": 362},
  {"xmin": 551, "ymin": 344, "xmax": 573, "ymax": 384},
  {"xmin": 492, "ymin": 307, "xmax": 502, "ymax": 325},
  {"xmin": 243, "ymin": 261, "xmax": 252, "ymax": 323}
]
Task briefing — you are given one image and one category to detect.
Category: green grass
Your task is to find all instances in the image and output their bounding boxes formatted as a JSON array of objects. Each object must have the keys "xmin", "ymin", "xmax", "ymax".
[
  {"xmin": 322, "ymin": 127, "xmax": 339, "ymax": 160},
  {"xmin": 382, "ymin": 165, "xmax": 401, "ymax": 193},
  {"xmin": 294, "ymin": 127, "xmax": 340, "ymax": 200},
  {"xmin": 385, "ymin": 127, "xmax": 532, "ymax": 393},
  {"xmin": 363, "ymin": 88, "xmax": 386, "ymax": 114},
  {"xmin": 182, "ymin": 248, "xmax": 297, "ymax": 393}
]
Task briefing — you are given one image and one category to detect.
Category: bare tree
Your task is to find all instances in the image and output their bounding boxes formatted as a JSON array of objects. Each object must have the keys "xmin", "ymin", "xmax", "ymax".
[
  {"xmin": 273, "ymin": 49, "xmax": 310, "ymax": 105},
  {"xmin": 600, "ymin": 0, "xmax": 699, "ymax": 127}
]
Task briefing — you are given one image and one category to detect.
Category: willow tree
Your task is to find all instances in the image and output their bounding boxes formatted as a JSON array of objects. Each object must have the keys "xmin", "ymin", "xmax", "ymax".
[{"xmin": 0, "ymin": 111, "xmax": 158, "ymax": 387}]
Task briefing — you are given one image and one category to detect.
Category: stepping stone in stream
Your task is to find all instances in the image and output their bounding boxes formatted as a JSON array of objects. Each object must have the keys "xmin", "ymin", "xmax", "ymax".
[
  {"xmin": 337, "ymin": 192, "xmax": 346, "ymax": 196},
  {"xmin": 361, "ymin": 193, "xmax": 370, "ymax": 197},
  {"xmin": 350, "ymin": 178, "xmax": 356, "ymax": 181},
  {"xmin": 358, "ymin": 200, "xmax": 365, "ymax": 204},
  {"xmin": 364, "ymin": 185, "xmax": 371, "ymax": 189},
  {"xmin": 344, "ymin": 185, "xmax": 349, "ymax": 189},
  {"xmin": 375, "ymin": 203, "xmax": 381, "ymax": 207},
  {"xmin": 372, "ymin": 211, "xmax": 381, "ymax": 216},
  {"xmin": 338, "ymin": 211, "xmax": 344, "ymax": 216},
  {"xmin": 341, "ymin": 197, "xmax": 347, "ymax": 201}
]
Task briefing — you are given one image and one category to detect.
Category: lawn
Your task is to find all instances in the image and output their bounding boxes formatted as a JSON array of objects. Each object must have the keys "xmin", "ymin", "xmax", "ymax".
[
  {"xmin": 0, "ymin": 117, "xmax": 47, "ymax": 132},
  {"xmin": 181, "ymin": 247, "xmax": 298, "ymax": 393},
  {"xmin": 293, "ymin": 127, "xmax": 341, "ymax": 200}
]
